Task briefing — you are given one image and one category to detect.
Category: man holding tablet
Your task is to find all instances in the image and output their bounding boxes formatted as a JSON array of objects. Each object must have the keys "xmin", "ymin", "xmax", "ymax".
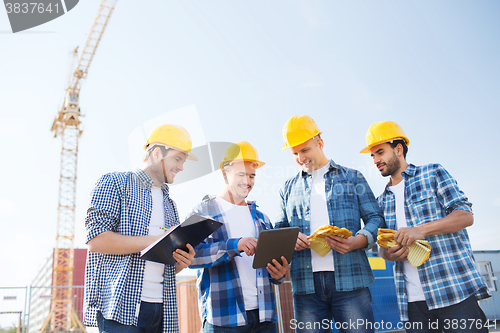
[{"xmin": 188, "ymin": 141, "xmax": 289, "ymax": 333}]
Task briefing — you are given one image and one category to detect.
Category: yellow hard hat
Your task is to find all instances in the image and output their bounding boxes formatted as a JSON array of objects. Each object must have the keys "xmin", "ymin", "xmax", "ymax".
[
  {"xmin": 220, "ymin": 141, "xmax": 265, "ymax": 170},
  {"xmin": 282, "ymin": 115, "xmax": 322, "ymax": 150},
  {"xmin": 360, "ymin": 121, "xmax": 410, "ymax": 153},
  {"xmin": 144, "ymin": 124, "xmax": 198, "ymax": 161}
]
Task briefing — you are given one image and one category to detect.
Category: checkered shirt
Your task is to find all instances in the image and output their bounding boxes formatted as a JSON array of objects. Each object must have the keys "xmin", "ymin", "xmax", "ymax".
[
  {"xmin": 274, "ymin": 160, "xmax": 386, "ymax": 294},
  {"xmin": 83, "ymin": 169, "xmax": 180, "ymax": 332},
  {"xmin": 188, "ymin": 195, "xmax": 283, "ymax": 327},
  {"xmin": 377, "ymin": 163, "xmax": 490, "ymax": 321}
]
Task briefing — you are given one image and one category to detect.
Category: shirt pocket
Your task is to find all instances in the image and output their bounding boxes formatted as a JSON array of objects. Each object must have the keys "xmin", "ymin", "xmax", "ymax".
[{"xmin": 408, "ymin": 190, "xmax": 437, "ymax": 225}]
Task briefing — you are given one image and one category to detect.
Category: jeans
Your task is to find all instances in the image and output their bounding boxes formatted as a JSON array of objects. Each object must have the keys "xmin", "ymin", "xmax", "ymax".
[
  {"xmin": 97, "ymin": 301, "xmax": 163, "ymax": 333},
  {"xmin": 292, "ymin": 271, "xmax": 375, "ymax": 333},
  {"xmin": 202, "ymin": 309, "xmax": 277, "ymax": 333},
  {"xmin": 406, "ymin": 295, "xmax": 489, "ymax": 333}
]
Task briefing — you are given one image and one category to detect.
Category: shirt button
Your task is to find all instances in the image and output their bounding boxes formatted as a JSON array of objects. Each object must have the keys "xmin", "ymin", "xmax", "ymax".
[
  {"xmin": 305, "ymin": 227, "xmax": 308, "ymax": 230},
  {"xmin": 307, "ymin": 266, "xmax": 310, "ymax": 269}
]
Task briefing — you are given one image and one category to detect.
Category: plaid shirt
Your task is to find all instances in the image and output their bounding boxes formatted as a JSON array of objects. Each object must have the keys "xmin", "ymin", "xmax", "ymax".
[
  {"xmin": 275, "ymin": 160, "xmax": 385, "ymax": 294},
  {"xmin": 83, "ymin": 169, "xmax": 180, "ymax": 333},
  {"xmin": 377, "ymin": 163, "xmax": 490, "ymax": 321},
  {"xmin": 188, "ymin": 195, "xmax": 283, "ymax": 327}
]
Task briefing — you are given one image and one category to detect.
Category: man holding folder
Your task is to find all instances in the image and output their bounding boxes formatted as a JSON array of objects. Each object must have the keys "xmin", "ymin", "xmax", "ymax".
[
  {"xmin": 188, "ymin": 141, "xmax": 289, "ymax": 333},
  {"xmin": 83, "ymin": 124, "xmax": 197, "ymax": 333}
]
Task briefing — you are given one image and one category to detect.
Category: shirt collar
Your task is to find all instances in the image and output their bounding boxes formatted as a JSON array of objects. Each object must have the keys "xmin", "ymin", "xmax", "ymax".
[
  {"xmin": 383, "ymin": 163, "xmax": 416, "ymax": 192},
  {"xmin": 402, "ymin": 163, "xmax": 417, "ymax": 177},
  {"xmin": 134, "ymin": 169, "xmax": 170, "ymax": 194},
  {"xmin": 301, "ymin": 159, "xmax": 339, "ymax": 178}
]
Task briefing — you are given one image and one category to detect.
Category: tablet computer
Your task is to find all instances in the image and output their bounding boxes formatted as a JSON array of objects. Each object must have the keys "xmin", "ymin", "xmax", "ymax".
[{"xmin": 252, "ymin": 227, "xmax": 299, "ymax": 269}]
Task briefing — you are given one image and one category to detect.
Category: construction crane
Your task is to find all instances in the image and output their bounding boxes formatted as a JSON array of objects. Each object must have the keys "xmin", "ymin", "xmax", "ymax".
[{"xmin": 41, "ymin": 1, "xmax": 118, "ymax": 332}]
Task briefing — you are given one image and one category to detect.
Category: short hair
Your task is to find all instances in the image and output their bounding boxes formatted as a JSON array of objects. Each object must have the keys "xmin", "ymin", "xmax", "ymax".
[
  {"xmin": 142, "ymin": 145, "xmax": 171, "ymax": 162},
  {"xmin": 389, "ymin": 139, "xmax": 408, "ymax": 158}
]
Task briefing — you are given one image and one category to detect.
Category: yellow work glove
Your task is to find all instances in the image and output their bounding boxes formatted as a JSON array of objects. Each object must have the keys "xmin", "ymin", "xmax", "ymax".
[
  {"xmin": 376, "ymin": 228, "xmax": 431, "ymax": 267},
  {"xmin": 307, "ymin": 225, "xmax": 353, "ymax": 257}
]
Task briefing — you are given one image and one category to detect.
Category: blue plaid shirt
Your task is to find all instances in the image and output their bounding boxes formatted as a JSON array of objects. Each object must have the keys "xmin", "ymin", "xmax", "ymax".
[
  {"xmin": 377, "ymin": 163, "xmax": 490, "ymax": 321},
  {"xmin": 83, "ymin": 169, "xmax": 180, "ymax": 333},
  {"xmin": 188, "ymin": 195, "xmax": 283, "ymax": 327},
  {"xmin": 275, "ymin": 160, "xmax": 385, "ymax": 294}
]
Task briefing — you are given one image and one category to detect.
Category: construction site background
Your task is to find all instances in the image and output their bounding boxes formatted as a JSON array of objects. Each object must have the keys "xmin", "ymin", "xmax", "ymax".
[{"xmin": 1, "ymin": 249, "xmax": 499, "ymax": 333}]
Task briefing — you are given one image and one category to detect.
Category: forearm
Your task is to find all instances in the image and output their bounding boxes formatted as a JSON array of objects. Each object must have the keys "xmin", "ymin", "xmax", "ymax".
[
  {"xmin": 352, "ymin": 234, "xmax": 368, "ymax": 250},
  {"xmin": 190, "ymin": 238, "xmax": 240, "ymax": 268},
  {"xmin": 87, "ymin": 231, "xmax": 159, "ymax": 255},
  {"xmin": 415, "ymin": 210, "xmax": 473, "ymax": 237}
]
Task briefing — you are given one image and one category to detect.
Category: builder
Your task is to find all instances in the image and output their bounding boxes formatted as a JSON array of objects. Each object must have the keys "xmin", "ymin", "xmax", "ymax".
[
  {"xmin": 188, "ymin": 141, "xmax": 289, "ymax": 333},
  {"xmin": 83, "ymin": 124, "xmax": 197, "ymax": 333},
  {"xmin": 361, "ymin": 120, "xmax": 490, "ymax": 333}
]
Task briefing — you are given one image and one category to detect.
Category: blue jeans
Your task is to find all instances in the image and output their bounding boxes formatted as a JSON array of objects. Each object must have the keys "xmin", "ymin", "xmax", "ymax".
[
  {"xmin": 202, "ymin": 309, "xmax": 277, "ymax": 333},
  {"xmin": 406, "ymin": 295, "xmax": 488, "ymax": 333},
  {"xmin": 97, "ymin": 301, "xmax": 163, "ymax": 333},
  {"xmin": 292, "ymin": 271, "xmax": 375, "ymax": 333}
]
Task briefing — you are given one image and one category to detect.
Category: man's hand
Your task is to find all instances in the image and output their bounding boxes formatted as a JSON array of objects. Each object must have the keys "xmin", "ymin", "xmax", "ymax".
[
  {"xmin": 380, "ymin": 245, "xmax": 409, "ymax": 262},
  {"xmin": 325, "ymin": 234, "xmax": 367, "ymax": 255},
  {"xmin": 238, "ymin": 237, "xmax": 258, "ymax": 256},
  {"xmin": 295, "ymin": 232, "xmax": 310, "ymax": 251},
  {"xmin": 267, "ymin": 256, "xmax": 289, "ymax": 280},
  {"xmin": 174, "ymin": 243, "xmax": 195, "ymax": 274},
  {"xmin": 394, "ymin": 226, "xmax": 425, "ymax": 247}
]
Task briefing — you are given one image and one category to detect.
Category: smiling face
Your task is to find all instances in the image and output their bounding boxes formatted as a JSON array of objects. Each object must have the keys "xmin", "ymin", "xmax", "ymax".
[
  {"xmin": 144, "ymin": 146, "xmax": 187, "ymax": 185},
  {"xmin": 290, "ymin": 136, "xmax": 328, "ymax": 173},
  {"xmin": 223, "ymin": 161, "xmax": 256, "ymax": 202},
  {"xmin": 160, "ymin": 149, "xmax": 187, "ymax": 183},
  {"xmin": 370, "ymin": 142, "xmax": 402, "ymax": 177}
]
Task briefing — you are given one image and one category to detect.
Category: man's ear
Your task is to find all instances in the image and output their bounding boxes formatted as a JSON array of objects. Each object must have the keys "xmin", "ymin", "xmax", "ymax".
[
  {"xmin": 396, "ymin": 143, "xmax": 403, "ymax": 157},
  {"xmin": 221, "ymin": 169, "xmax": 229, "ymax": 184},
  {"xmin": 317, "ymin": 137, "xmax": 324, "ymax": 149},
  {"xmin": 152, "ymin": 147, "xmax": 164, "ymax": 161}
]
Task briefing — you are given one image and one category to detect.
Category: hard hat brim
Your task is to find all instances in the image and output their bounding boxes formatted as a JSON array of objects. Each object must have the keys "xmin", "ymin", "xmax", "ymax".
[
  {"xmin": 219, "ymin": 159, "xmax": 265, "ymax": 170},
  {"xmin": 360, "ymin": 146, "xmax": 371, "ymax": 154},
  {"xmin": 281, "ymin": 132, "xmax": 322, "ymax": 151},
  {"xmin": 186, "ymin": 151, "xmax": 198, "ymax": 161},
  {"xmin": 359, "ymin": 137, "xmax": 410, "ymax": 154}
]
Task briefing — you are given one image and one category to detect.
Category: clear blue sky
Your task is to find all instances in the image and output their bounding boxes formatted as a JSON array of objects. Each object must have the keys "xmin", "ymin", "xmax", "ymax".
[{"xmin": 1, "ymin": 0, "xmax": 499, "ymax": 289}]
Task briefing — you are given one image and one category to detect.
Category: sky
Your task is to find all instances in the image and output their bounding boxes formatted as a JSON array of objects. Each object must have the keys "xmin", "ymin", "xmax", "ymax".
[{"xmin": 0, "ymin": 0, "xmax": 499, "ymax": 293}]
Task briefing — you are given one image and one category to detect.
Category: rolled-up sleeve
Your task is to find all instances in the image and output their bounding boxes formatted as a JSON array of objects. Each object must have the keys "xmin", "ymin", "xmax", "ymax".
[
  {"xmin": 85, "ymin": 174, "xmax": 121, "ymax": 243},
  {"xmin": 355, "ymin": 171, "xmax": 386, "ymax": 249}
]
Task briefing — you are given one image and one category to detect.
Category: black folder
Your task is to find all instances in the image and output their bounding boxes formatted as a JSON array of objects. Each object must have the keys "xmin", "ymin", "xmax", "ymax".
[
  {"xmin": 252, "ymin": 227, "xmax": 299, "ymax": 269},
  {"xmin": 140, "ymin": 214, "xmax": 222, "ymax": 266}
]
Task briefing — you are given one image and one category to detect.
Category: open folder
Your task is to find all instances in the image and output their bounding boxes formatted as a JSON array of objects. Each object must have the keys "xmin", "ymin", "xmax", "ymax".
[{"xmin": 140, "ymin": 214, "xmax": 222, "ymax": 266}]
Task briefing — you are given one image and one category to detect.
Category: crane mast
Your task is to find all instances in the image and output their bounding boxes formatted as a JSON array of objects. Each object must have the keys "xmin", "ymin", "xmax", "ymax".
[{"xmin": 43, "ymin": 1, "xmax": 118, "ymax": 331}]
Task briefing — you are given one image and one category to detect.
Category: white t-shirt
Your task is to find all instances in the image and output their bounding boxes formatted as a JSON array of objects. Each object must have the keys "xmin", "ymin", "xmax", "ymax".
[
  {"xmin": 141, "ymin": 186, "xmax": 165, "ymax": 303},
  {"xmin": 216, "ymin": 196, "xmax": 258, "ymax": 310},
  {"xmin": 389, "ymin": 180, "xmax": 425, "ymax": 302},
  {"xmin": 310, "ymin": 163, "xmax": 335, "ymax": 272}
]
